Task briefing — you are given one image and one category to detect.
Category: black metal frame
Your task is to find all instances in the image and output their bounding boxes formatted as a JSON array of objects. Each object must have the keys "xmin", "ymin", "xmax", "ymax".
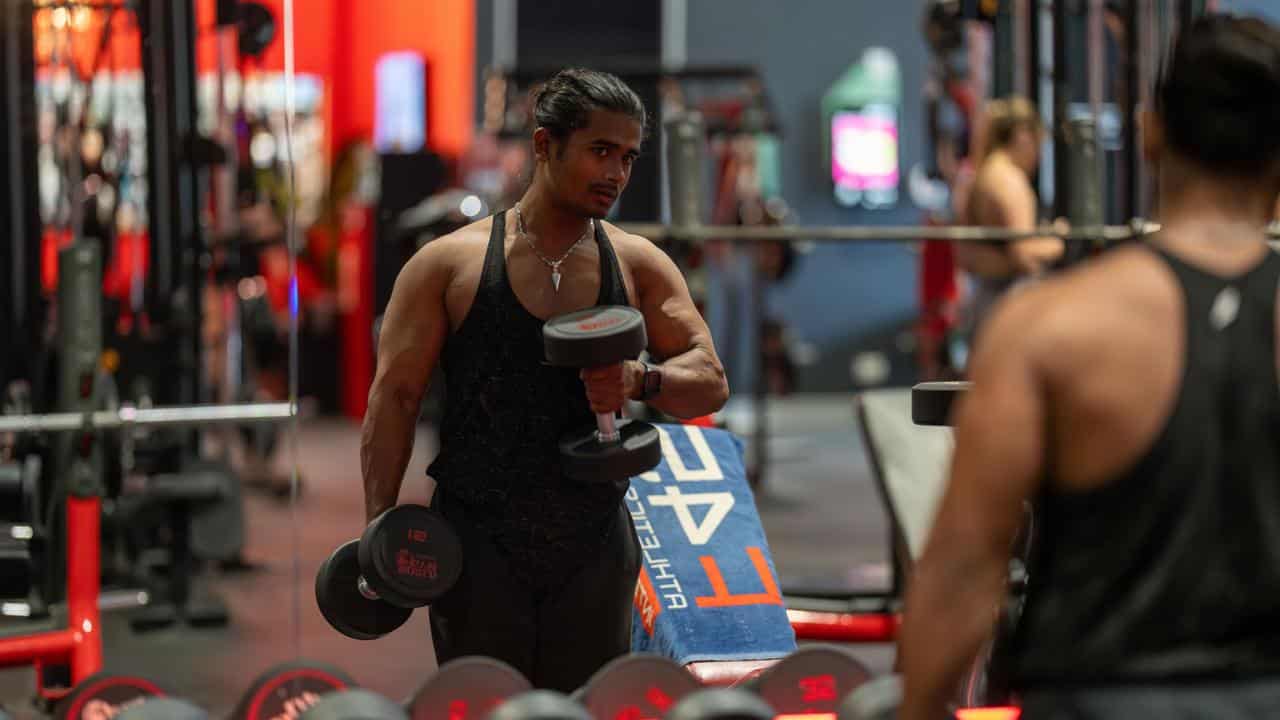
[
  {"xmin": 139, "ymin": 0, "xmax": 205, "ymax": 440},
  {"xmin": 0, "ymin": 0, "xmax": 43, "ymax": 388}
]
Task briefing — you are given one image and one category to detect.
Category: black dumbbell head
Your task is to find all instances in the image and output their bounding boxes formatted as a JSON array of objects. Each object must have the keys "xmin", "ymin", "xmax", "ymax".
[
  {"xmin": 543, "ymin": 306, "xmax": 646, "ymax": 368},
  {"xmin": 359, "ymin": 505, "xmax": 463, "ymax": 608},
  {"xmin": 665, "ymin": 688, "xmax": 776, "ymax": 720},
  {"xmin": 315, "ymin": 540, "xmax": 412, "ymax": 640},
  {"xmin": 836, "ymin": 674, "xmax": 902, "ymax": 720},
  {"xmin": 486, "ymin": 691, "xmax": 591, "ymax": 720},
  {"xmin": 299, "ymin": 689, "xmax": 409, "ymax": 720}
]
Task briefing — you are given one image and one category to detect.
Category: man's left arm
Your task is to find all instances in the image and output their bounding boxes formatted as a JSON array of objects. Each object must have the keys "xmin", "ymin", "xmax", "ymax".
[
  {"xmin": 898, "ymin": 295, "xmax": 1050, "ymax": 720},
  {"xmin": 624, "ymin": 239, "xmax": 730, "ymax": 419}
]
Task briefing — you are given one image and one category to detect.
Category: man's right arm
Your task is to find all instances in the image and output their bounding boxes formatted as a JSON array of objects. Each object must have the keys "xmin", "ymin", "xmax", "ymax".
[{"xmin": 361, "ymin": 242, "xmax": 451, "ymax": 523}]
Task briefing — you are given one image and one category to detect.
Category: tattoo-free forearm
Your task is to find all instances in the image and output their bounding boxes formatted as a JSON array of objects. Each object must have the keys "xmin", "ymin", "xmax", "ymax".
[
  {"xmin": 641, "ymin": 345, "xmax": 728, "ymax": 419},
  {"xmin": 899, "ymin": 554, "xmax": 1009, "ymax": 720},
  {"xmin": 360, "ymin": 383, "xmax": 421, "ymax": 523}
]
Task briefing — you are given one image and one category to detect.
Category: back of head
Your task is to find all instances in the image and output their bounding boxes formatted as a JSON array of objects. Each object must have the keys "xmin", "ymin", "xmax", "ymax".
[
  {"xmin": 1156, "ymin": 14, "xmax": 1280, "ymax": 180},
  {"xmin": 980, "ymin": 95, "xmax": 1042, "ymax": 159},
  {"xmin": 531, "ymin": 68, "xmax": 648, "ymax": 141}
]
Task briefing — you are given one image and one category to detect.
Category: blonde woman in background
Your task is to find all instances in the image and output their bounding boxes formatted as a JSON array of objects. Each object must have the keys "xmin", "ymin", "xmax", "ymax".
[{"xmin": 958, "ymin": 96, "xmax": 1064, "ymax": 334}]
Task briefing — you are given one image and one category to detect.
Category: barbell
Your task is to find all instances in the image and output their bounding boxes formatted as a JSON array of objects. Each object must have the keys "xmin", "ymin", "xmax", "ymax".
[
  {"xmin": 0, "ymin": 402, "xmax": 294, "ymax": 434},
  {"xmin": 619, "ymin": 220, "xmax": 1166, "ymax": 244}
]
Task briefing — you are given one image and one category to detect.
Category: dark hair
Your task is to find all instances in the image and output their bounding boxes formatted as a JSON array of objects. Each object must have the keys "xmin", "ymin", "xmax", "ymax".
[
  {"xmin": 531, "ymin": 68, "xmax": 648, "ymax": 141},
  {"xmin": 1156, "ymin": 14, "xmax": 1280, "ymax": 177}
]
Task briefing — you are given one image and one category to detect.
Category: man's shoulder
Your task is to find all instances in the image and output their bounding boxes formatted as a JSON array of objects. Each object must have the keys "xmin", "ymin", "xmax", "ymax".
[
  {"xmin": 409, "ymin": 216, "xmax": 494, "ymax": 265},
  {"xmin": 399, "ymin": 216, "xmax": 496, "ymax": 292},
  {"xmin": 600, "ymin": 220, "xmax": 668, "ymax": 269},
  {"xmin": 993, "ymin": 245, "xmax": 1171, "ymax": 355}
]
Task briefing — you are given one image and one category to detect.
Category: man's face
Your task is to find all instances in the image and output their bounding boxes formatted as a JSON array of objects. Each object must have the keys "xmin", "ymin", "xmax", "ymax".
[{"xmin": 540, "ymin": 110, "xmax": 643, "ymax": 218}]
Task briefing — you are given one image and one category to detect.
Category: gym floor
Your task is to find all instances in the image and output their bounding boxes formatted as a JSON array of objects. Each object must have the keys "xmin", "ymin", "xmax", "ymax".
[{"xmin": 0, "ymin": 395, "xmax": 895, "ymax": 717}]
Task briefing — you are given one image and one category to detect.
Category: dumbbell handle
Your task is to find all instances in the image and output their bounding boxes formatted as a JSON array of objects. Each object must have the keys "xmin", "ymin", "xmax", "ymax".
[
  {"xmin": 596, "ymin": 412, "xmax": 620, "ymax": 443},
  {"xmin": 357, "ymin": 575, "xmax": 380, "ymax": 601}
]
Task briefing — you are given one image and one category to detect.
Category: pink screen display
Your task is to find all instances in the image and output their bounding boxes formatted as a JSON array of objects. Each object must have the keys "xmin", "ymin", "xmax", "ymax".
[{"xmin": 831, "ymin": 111, "xmax": 899, "ymax": 191}]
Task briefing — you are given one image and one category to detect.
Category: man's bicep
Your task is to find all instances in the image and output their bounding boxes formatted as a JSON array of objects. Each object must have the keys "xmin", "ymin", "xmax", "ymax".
[
  {"xmin": 638, "ymin": 243, "xmax": 717, "ymax": 361},
  {"xmin": 374, "ymin": 248, "xmax": 450, "ymax": 398}
]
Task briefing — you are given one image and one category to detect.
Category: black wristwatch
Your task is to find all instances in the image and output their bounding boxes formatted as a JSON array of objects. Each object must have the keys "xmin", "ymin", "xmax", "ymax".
[{"xmin": 638, "ymin": 361, "xmax": 663, "ymax": 401}]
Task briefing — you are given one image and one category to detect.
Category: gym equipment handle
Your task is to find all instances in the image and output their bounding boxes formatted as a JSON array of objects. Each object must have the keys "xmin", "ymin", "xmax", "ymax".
[{"xmin": 596, "ymin": 412, "xmax": 620, "ymax": 443}]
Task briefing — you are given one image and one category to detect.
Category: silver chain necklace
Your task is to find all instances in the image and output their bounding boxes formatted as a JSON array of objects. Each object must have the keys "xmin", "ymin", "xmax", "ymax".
[{"xmin": 514, "ymin": 204, "xmax": 591, "ymax": 292}]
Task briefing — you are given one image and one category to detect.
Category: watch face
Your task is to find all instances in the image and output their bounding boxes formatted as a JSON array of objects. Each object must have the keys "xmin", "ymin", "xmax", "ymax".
[{"xmin": 644, "ymin": 367, "xmax": 661, "ymax": 397}]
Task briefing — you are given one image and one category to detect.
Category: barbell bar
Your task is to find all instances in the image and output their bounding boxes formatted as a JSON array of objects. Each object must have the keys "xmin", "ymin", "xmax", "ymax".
[
  {"xmin": 619, "ymin": 221, "xmax": 1171, "ymax": 243},
  {"xmin": 0, "ymin": 402, "xmax": 294, "ymax": 434}
]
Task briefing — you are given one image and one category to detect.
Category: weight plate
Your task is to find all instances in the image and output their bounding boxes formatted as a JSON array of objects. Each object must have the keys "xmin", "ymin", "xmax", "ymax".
[
  {"xmin": 560, "ymin": 420, "xmax": 662, "ymax": 482},
  {"xmin": 836, "ymin": 674, "xmax": 902, "ymax": 720},
  {"xmin": 54, "ymin": 672, "xmax": 166, "ymax": 720},
  {"xmin": 359, "ymin": 505, "xmax": 463, "ymax": 608},
  {"xmin": 577, "ymin": 654, "xmax": 699, "ymax": 720},
  {"xmin": 489, "ymin": 691, "xmax": 591, "ymax": 720},
  {"xmin": 543, "ymin": 306, "xmax": 647, "ymax": 368},
  {"xmin": 298, "ymin": 689, "xmax": 408, "ymax": 720},
  {"xmin": 407, "ymin": 656, "xmax": 532, "ymax": 720},
  {"xmin": 666, "ymin": 689, "xmax": 774, "ymax": 720},
  {"xmin": 315, "ymin": 540, "xmax": 411, "ymax": 640},
  {"xmin": 231, "ymin": 660, "xmax": 356, "ymax": 720},
  {"xmin": 752, "ymin": 646, "xmax": 871, "ymax": 716}
]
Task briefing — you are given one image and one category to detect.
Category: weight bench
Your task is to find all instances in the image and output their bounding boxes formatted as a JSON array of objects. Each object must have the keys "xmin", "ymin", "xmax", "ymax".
[
  {"xmin": 854, "ymin": 388, "xmax": 955, "ymax": 599},
  {"xmin": 128, "ymin": 465, "xmax": 233, "ymax": 631}
]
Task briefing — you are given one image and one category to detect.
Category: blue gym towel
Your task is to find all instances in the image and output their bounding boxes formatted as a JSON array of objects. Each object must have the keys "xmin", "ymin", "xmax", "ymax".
[{"xmin": 628, "ymin": 424, "xmax": 798, "ymax": 664}]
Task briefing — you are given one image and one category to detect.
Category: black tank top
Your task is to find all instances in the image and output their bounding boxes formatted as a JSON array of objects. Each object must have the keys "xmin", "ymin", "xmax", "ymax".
[
  {"xmin": 1012, "ymin": 244, "xmax": 1280, "ymax": 687},
  {"xmin": 426, "ymin": 210, "xmax": 632, "ymax": 592}
]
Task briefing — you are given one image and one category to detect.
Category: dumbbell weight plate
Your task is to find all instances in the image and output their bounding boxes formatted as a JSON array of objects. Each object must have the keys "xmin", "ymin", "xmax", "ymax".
[
  {"xmin": 315, "ymin": 540, "xmax": 412, "ymax": 640},
  {"xmin": 542, "ymin": 306, "xmax": 647, "ymax": 368},
  {"xmin": 559, "ymin": 419, "xmax": 662, "ymax": 482},
  {"xmin": 358, "ymin": 505, "xmax": 463, "ymax": 609}
]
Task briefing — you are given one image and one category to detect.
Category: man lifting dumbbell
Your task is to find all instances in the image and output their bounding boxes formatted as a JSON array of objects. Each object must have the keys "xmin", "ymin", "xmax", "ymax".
[{"xmin": 353, "ymin": 68, "xmax": 728, "ymax": 692}]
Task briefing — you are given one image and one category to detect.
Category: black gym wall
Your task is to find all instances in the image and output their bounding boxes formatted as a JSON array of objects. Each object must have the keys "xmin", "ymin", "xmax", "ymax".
[{"xmin": 0, "ymin": 0, "xmax": 44, "ymax": 391}]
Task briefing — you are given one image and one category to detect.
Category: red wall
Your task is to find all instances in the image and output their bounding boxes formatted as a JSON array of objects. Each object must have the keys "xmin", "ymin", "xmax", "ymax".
[
  {"xmin": 38, "ymin": 0, "xmax": 476, "ymax": 160},
  {"xmin": 236, "ymin": 0, "xmax": 476, "ymax": 160}
]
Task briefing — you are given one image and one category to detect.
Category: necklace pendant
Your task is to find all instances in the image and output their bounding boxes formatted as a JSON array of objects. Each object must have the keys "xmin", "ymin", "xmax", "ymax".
[{"xmin": 551, "ymin": 269, "xmax": 562, "ymax": 292}]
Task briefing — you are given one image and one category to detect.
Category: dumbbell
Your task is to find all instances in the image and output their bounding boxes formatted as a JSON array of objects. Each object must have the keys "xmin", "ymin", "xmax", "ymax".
[
  {"xmin": 837, "ymin": 675, "xmax": 902, "ymax": 720},
  {"xmin": 543, "ymin": 306, "xmax": 662, "ymax": 482},
  {"xmin": 315, "ymin": 505, "xmax": 463, "ymax": 640},
  {"xmin": 487, "ymin": 691, "xmax": 591, "ymax": 720},
  {"xmin": 665, "ymin": 688, "xmax": 776, "ymax": 720}
]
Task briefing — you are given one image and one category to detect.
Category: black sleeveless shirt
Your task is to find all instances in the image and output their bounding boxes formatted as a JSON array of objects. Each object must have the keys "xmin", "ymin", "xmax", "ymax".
[
  {"xmin": 426, "ymin": 210, "xmax": 632, "ymax": 592},
  {"xmin": 1011, "ymin": 245, "xmax": 1280, "ymax": 687}
]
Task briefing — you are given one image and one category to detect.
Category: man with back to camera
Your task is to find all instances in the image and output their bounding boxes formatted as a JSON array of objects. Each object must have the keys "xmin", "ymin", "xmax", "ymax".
[
  {"xmin": 957, "ymin": 95, "xmax": 1064, "ymax": 334},
  {"xmin": 360, "ymin": 68, "xmax": 729, "ymax": 692},
  {"xmin": 900, "ymin": 15, "xmax": 1280, "ymax": 719}
]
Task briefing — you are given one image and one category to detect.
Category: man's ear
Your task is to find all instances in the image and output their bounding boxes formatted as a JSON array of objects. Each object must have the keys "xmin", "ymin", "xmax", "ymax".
[{"xmin": 533, "ymin": 127, "xmax": 551, "ymax": 162}]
